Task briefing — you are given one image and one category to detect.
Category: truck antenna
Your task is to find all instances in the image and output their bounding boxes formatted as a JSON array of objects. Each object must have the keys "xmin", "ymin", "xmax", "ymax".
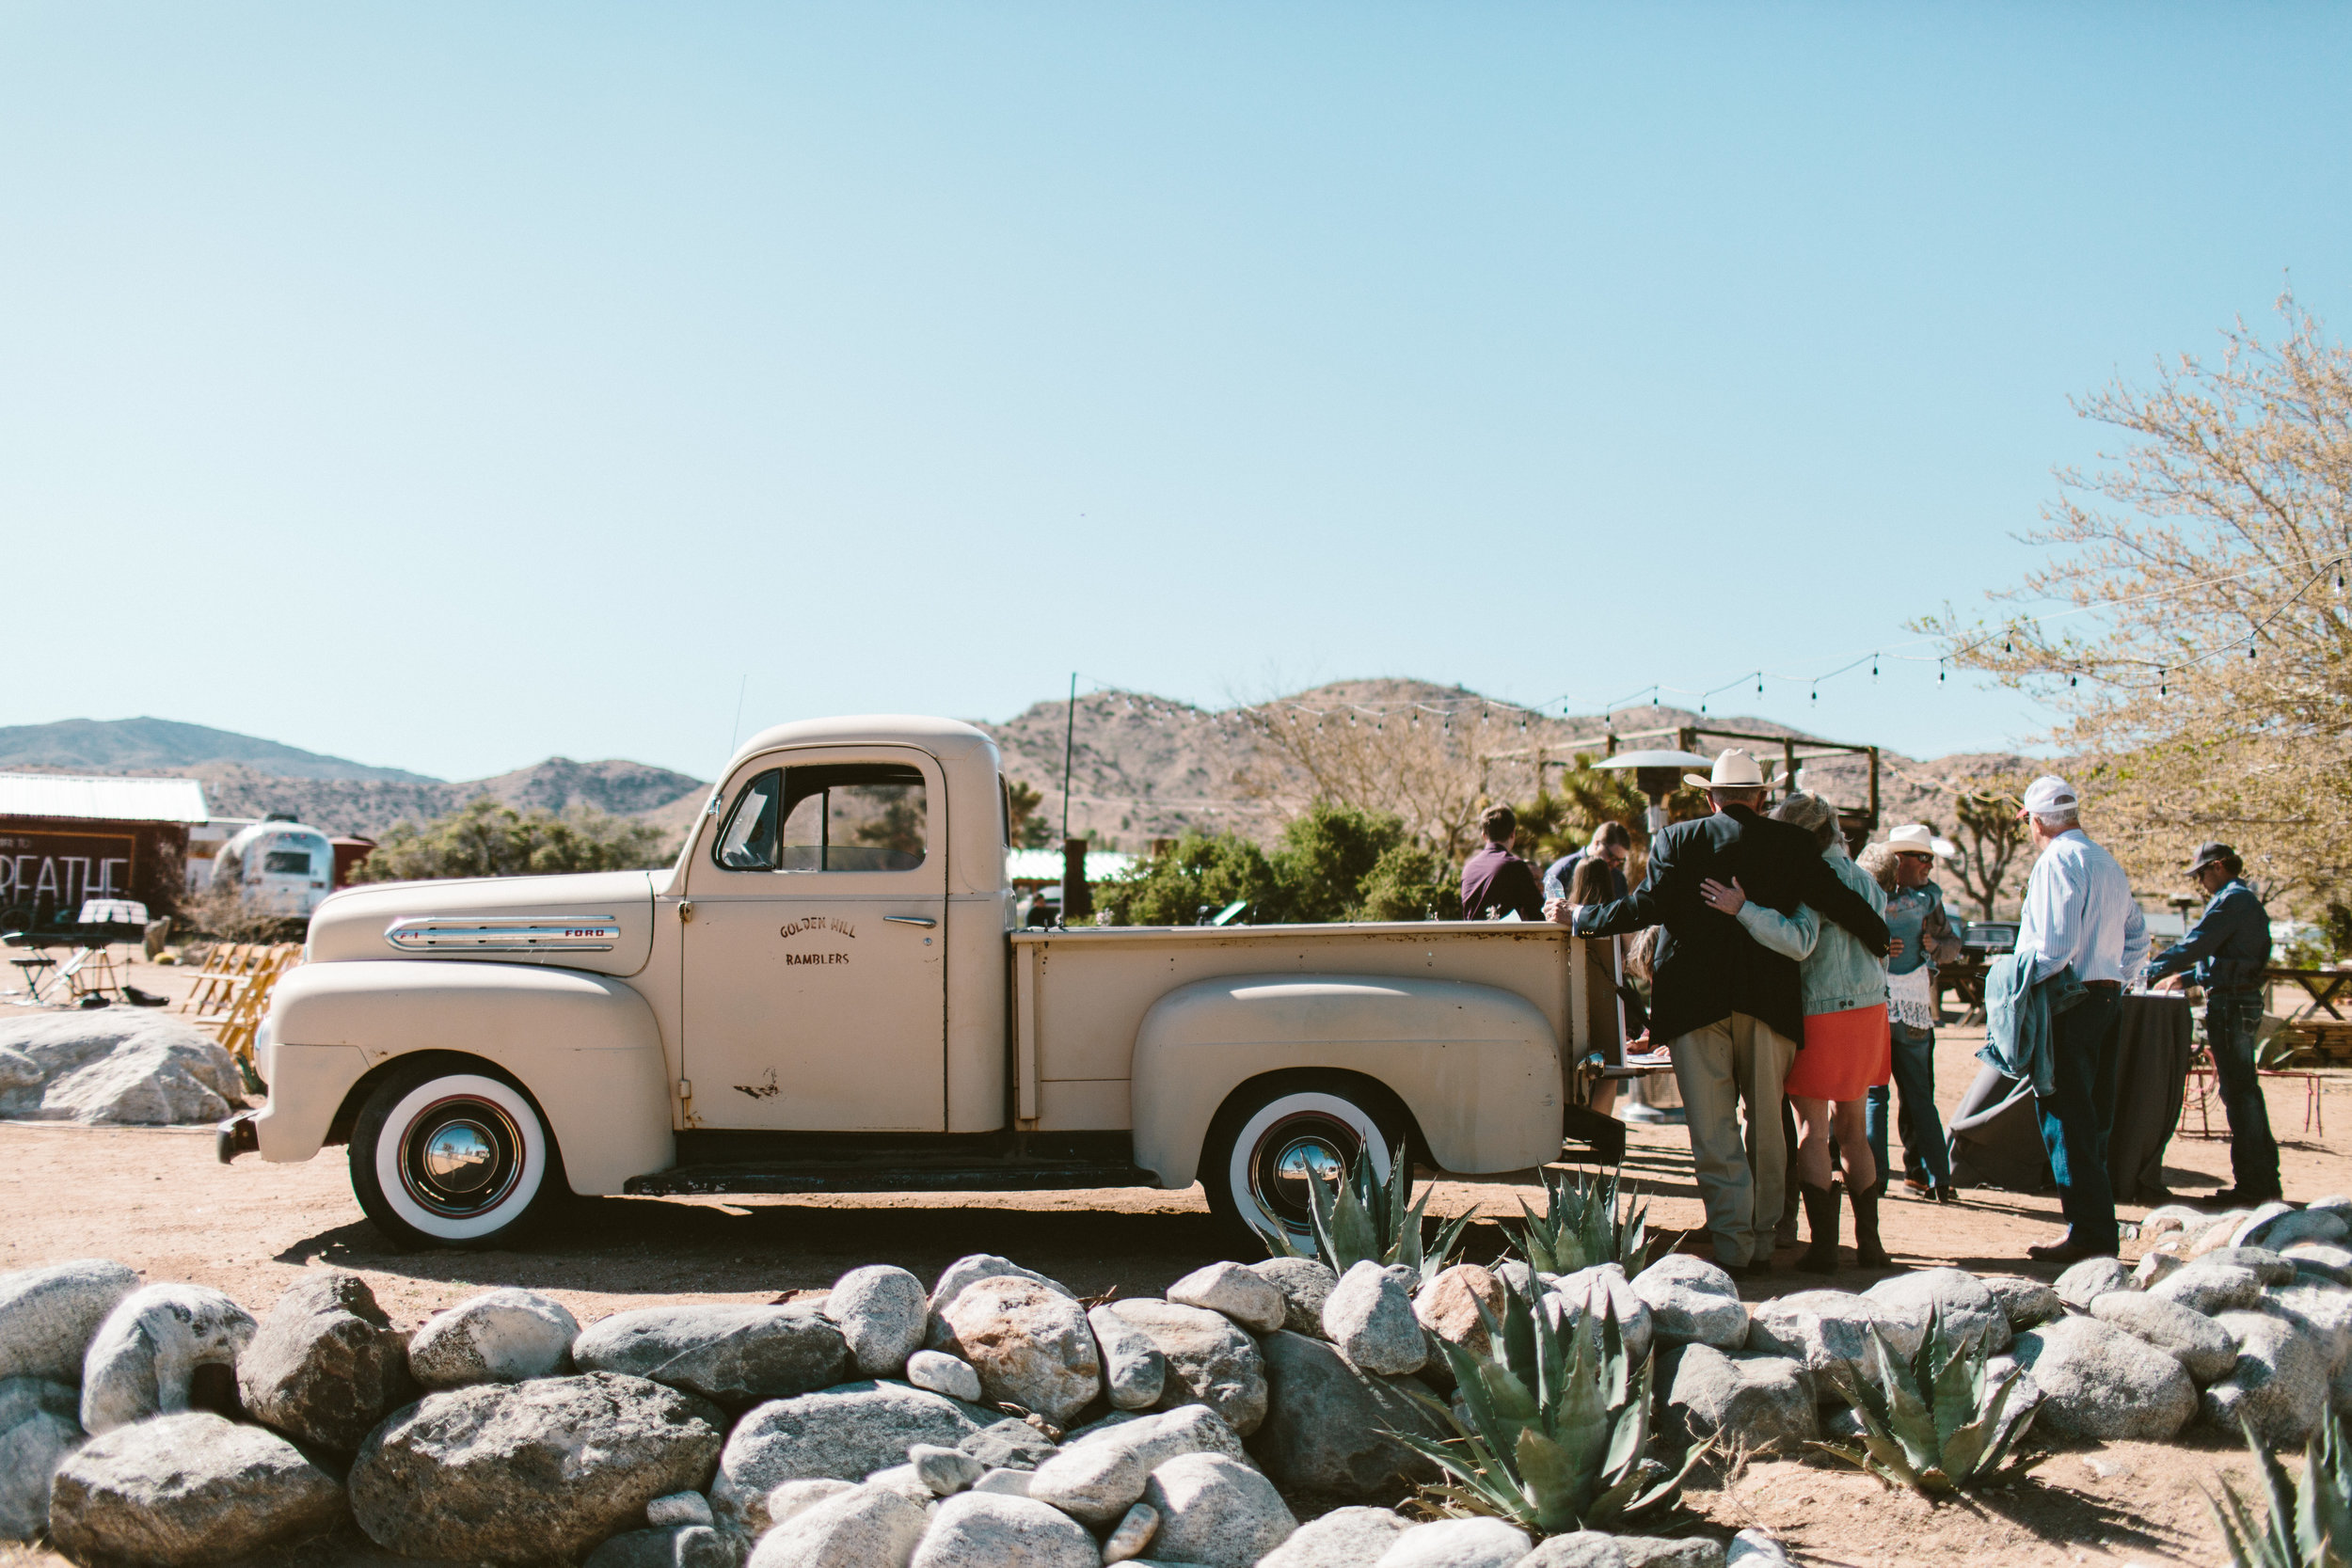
[{"xmin": 726, "ymin": 673, "xmax": 748, "ymax": 757}]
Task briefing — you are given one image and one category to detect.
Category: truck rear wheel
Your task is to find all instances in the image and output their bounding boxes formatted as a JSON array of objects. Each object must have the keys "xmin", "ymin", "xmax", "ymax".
[
  {"xmin": 1200, "ymin": 1072, "xmax": 1411, "ymax": 1253},
  {"xmin": 349, "ymin": 1064, "xmax": 560, "ymax": 1248}
]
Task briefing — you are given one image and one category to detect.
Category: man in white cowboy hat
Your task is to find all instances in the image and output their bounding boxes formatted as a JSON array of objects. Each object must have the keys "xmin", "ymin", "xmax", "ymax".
[
  {"xmin": 1871, "ymin": 824, "xmax": 1964, "ymax": 1203},
  {"xmin": 1548, "ymin": 747, "xmax": 1890, "ymax": 1277},
  {"xmin": 2010, "ymin": 774, "xmax": 2149, "ymax": 1263}
]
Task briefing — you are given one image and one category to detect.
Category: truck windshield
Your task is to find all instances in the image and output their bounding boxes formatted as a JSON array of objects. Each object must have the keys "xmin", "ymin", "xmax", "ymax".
[{"xmin": 714, "ymin": 770, "xmax": 783, "ymax": 869}]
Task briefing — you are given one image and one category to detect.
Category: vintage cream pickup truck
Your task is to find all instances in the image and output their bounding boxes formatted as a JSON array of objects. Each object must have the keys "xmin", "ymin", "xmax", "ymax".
[{"xmin": 219, "ymin": 717, "xmax": 1620, "ymax": 1247}]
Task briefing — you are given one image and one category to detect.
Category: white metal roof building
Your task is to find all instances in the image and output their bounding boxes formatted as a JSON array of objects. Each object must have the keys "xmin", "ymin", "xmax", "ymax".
[
  {"xmin": 1005, "ymin": 847, "xmax": 1136, "ymax": 884},
  {"xmin": 0, "ymin": 773, "xmax": 210, "ymax": 823}
]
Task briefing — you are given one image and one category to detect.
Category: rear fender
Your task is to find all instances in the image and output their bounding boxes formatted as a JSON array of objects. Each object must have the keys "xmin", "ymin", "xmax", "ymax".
[
  {"xmin": 1130, "ymin": 974, "xmax": 1563, "ymax": 1188},
  {"xmin": 259, "ymin": 960, "xmax": 674, "ymax": 1195}
]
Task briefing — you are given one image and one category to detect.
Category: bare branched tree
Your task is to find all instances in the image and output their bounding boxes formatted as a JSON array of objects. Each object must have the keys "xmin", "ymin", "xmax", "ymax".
[{"xmin": 1921, "ymin": 294, "xmax": 2352, "ymax": 908}]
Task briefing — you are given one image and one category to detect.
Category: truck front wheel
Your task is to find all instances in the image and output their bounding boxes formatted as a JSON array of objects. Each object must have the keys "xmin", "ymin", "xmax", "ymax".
[
  {"xmin": 349, "ymin": 1065, "xmax": 560, "ymax": 1248},
  {"xmin": 1200, "ymin": 1073, "xmax": 1412, "ymax": 1252}
]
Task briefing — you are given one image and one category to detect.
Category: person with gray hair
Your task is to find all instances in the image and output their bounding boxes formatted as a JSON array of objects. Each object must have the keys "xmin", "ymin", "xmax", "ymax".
[
  {"xmin": 1698, "ymin": 791, "xmax": 1894, "ymax": 1270},
  {"xmin": 2010, "ymin": 774, "xmax": 2149, "ymax": 1263}
]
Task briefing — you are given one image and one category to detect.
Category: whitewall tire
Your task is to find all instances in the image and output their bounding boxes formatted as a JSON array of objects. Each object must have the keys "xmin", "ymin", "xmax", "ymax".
[
  {"xmin": 350, "ymin": 1068, "xmax": 555, "ymax": 1248},
  {"xmin": 1200, "ymin": 1075, "xmax": 1406, "ymax": 1249}
]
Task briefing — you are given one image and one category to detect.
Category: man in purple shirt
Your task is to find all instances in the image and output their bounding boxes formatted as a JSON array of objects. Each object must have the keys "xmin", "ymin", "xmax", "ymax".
[{"xmin": 1460, "ymin": 805, "xmax": 1544, "ymax": 921}]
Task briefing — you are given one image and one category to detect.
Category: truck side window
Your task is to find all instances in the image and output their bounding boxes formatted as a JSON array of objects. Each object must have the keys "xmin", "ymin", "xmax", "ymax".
[
  {"xmin": 713, "ymin": 770, "xmax": 782, "ymax": 870},
  {"xmin": 778, "ymin": 764, "xmax": 927, "ymax": 872}
]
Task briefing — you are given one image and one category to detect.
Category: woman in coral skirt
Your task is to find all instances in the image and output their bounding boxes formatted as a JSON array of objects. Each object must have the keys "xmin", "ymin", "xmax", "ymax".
[{"xmin": 1698, "ymin": 791, "xmax": 1892, "ymax": 1271}]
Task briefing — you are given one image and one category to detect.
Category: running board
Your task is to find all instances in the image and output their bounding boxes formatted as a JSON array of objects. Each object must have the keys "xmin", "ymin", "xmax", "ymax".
[{"xmin": 623, "ymin": 1161, "xmax": 1160, "ymax": 1196}]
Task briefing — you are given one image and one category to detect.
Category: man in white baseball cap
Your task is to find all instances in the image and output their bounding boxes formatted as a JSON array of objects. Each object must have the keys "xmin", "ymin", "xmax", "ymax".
[{"xmin": 2007, "ymin": 774, "xmax": 2148, "ymax": 1263}]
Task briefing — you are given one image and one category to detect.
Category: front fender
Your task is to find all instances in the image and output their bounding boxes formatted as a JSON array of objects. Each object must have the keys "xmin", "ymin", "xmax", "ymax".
[
  {"xmin": 259, "ymin": 960, "xmax": 674, "ymax": 1195},
  {"xmin": 1130, "ymin": 974, "xmax": 1563, "ymax": 1188}
]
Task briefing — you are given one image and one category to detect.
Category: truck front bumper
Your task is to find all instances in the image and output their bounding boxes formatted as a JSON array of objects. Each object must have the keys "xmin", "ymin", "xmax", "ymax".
[{"xmin": 216, "ymin": 1110, "xmax": 261, "ymax": 1164}]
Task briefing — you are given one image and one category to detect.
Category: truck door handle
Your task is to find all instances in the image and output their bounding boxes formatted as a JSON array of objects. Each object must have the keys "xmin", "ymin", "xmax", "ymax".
[{"xmin": 883, "ymin": 915, "xmax": 937, "ymax": 927}]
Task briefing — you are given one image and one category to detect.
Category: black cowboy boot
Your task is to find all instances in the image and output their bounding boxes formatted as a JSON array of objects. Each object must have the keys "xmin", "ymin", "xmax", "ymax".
[
  {"xmin": 1800, "ymin": 1182, "xmax": 1841, "ymax": 1273},
  {"xmin": 1851, "ymin": 1179, "xmax": 1892, "ymax": 1268}
]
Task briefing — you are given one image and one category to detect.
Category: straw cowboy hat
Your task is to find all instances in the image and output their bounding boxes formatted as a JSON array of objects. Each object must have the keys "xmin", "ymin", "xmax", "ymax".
[
  {"xmin": 1683, "ymin": 748, "xmax": 1785, "ymax": 792},
  {"xmin": 1885, "ymin": 823, "xmax": 1958, "ymax": 859}
]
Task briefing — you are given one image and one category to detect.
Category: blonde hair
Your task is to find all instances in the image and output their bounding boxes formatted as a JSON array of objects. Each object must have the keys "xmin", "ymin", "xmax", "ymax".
[
  {"xmin": 1626, "ymin": 926, "xmax": 1661, "ymax": 983},
  {"xmin": 1857, "ymin": 841, "xmax": 1899, "ymax": 894}
]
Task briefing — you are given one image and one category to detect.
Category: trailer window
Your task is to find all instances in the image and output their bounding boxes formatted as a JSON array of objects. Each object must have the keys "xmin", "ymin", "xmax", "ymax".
[
  {"xmin": 262, "ymin": 850, "xmax": 312, "ymax": 876},
  {"xmin": 713, "ymin": 770, "xmax": 782, "ymax": 870},
  {"xmin": 778, "ymin": 764, "xmax": 926, "ymax": 872}
]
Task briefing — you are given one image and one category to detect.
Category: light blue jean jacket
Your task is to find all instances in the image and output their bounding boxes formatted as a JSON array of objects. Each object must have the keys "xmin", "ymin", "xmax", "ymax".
[{"xmin": 1733, "ymin": 840, "xmax": 1890, "ymax": 1017}]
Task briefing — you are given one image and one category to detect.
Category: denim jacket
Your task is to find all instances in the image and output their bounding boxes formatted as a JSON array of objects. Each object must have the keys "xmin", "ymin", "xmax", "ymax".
[
  {"xmin": 2144, "ymin": 879, "xmax": 2272, "ymax": 991},
  {"xmin": 1980, "ymin": 945, "xmax": 2088, "ymax": 1098},
  {"xmin": 1733, "ymin": 842, "xmax": 1890, "ymax": 1016}
]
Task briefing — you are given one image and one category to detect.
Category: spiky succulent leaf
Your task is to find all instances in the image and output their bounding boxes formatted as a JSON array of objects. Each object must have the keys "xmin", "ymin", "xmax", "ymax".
[{"xmin": 1515, "ymin": 1427, "xmax": 1586, "ymax": 1536}]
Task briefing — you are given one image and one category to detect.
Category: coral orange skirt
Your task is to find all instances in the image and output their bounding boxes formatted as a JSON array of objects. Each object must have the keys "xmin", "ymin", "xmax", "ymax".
[{"xmin": 1784, "ymin": 1002, "xmax": 1891, "ymax": 1101}]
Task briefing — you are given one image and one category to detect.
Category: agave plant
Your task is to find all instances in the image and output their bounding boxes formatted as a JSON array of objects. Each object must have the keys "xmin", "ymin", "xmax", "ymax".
[
  {"xmin": 1812, "ymin": 1305, "xmax": 2046, "ymax": 1497},
  {"xmin": 2210, "ymin": 1408, "xmax": 2352, "ymax": 1567},
  {"xmin": 1258, "ymin": 1147, "xmax": 1473, "ymax": 1287},
  {"xmin": 1391, "ymin": 1273, "xmax": 1708, "ymax": 1535},
  {"xmin": 1509, "ymin": 1164, "xmax": 1659, "ymax": 1278}
]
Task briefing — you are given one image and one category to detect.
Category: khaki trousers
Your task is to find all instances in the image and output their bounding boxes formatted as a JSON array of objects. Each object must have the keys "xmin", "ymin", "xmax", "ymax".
[{"xmin": 1667, "ymin": 1012, "xmax": 1796, "ymax": 1268}]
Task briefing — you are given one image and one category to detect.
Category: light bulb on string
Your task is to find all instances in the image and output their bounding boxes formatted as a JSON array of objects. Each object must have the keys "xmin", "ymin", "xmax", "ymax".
[
  {"xmin": 1939, "ymin": 660, "xmax": 1947, "ymax": 684},
  {"xmin": 2249, "ymin": 642, "xmax": 2259, "ymax": 660},
  {"xmin": 1871, "ymin": 657, "xmax": 1879, "ymax": 679}
]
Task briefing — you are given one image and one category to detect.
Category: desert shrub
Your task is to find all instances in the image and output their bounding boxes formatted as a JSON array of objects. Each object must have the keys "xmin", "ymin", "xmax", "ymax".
[
  {"xmin": 1096, "ymin": 802, "xmax": 1463, "ymax": 926},
  {"xmin": 1091, "ymin": 831, "xmax": 1282, "ymax": 926}
]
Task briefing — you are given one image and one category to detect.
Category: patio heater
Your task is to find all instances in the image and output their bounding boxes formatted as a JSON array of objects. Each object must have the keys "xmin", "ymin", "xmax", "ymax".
[{"xmin": 1596, "ymin": 750, "xmax": 1717, "ymax": 833}]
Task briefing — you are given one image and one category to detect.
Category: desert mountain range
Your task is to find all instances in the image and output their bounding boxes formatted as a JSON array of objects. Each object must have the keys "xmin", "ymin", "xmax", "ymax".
[{"xmin": 3, "ymin": 689, "xmax": 2030, "ymax": 848}]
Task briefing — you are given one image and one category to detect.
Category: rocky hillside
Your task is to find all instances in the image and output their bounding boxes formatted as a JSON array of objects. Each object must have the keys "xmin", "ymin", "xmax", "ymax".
[
  {"xmin": 0, "ymin": 717, "xmax": 429, "ymax": 783},
  {"xmin": 973, "ymin": 681, "xmax": 2028, "ymax": 850},
  {"xmin": 4, "ymin": 693, "xmax": 2029, "ymax": 851},
  {"xmin": 190, "ymin": 759, "xmax": 708, "ymax": 839}
]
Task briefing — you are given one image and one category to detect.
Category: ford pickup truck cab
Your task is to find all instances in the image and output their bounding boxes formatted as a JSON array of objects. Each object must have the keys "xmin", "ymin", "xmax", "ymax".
[{"xmin": 224, "ymin": 716, "xmax": 1617, "ymax": 1247}]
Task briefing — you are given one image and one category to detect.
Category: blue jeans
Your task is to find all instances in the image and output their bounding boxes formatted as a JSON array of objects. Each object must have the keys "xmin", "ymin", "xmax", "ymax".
[
  {"xmin": 1867, "ymin": 1022, "xmax": 1950, "ymax": 1188},
  {"xmin": 2207, "ymin": 989, "xmax": 2280, "ymax": 1196},
  {"xmin": 2036, "ymin": 990, "xmax": 2122, "ymax": 1251}
]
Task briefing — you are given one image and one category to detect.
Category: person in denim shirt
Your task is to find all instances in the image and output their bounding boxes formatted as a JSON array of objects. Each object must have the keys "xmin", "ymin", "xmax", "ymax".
[
  {"xmin": 1863, "ymin": 826, "xmax": 1964, "ymax": 1203},
  {"xmin": 2147, "ymin": 842, "xmax": 2278, "ymax": 1205}
]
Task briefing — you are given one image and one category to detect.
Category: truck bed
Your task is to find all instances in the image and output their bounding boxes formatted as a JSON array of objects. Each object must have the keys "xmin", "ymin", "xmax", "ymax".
[{"xmin": 1012, "ymin": 920, "xmax": 1589, "ymax": 1130}]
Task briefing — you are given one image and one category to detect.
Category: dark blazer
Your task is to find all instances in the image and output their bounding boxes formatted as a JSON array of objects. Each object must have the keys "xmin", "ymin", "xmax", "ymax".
[{"xmin": 1571, "ymin": 804, "xmax": 1890, "ymax": 1045}]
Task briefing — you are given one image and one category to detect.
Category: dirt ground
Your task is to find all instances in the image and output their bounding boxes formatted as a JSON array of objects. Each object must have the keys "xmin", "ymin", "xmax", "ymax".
[{"xmin": 4, "ymin": 953, "xmax": 2347, "ymax": 1563}]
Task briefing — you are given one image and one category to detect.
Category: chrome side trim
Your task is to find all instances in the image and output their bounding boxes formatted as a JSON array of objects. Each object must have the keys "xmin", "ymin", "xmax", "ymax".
[
  {"xmin": 384, "ymin": 916, "xmax": 622, "ymax": 952},
  {"xmin": 882, "ymin": 915, "xmax": 938, "ymax": 927}
]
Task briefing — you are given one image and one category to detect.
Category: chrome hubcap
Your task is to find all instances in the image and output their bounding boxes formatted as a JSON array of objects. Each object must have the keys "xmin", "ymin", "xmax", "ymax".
[
  {"xmin": 421, "ymin": 1122, "xmax": 497, "ymax": 1192},
  {"xmin": 1248, "ymin": 1111, "xmax": 1362, "ymax": 1232},
  {"xmin": 399, "ymin": 1095, "xmax": 523, "ymax": 1217}
]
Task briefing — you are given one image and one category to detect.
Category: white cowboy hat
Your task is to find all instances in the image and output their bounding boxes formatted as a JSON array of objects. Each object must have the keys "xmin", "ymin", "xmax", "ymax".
[
  {"xmin": 1682, "ymin": 748, "xmax": 1785, "ymax": 792},
  {"xmin": 1885, "ymin": 823, "xmax": 1957, "ymax": 859}
]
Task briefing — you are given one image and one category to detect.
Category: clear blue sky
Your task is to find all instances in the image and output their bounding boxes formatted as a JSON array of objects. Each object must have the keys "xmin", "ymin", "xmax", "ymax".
[{"xmin": 4, "ymin": 4, "xmax": 2346, "ymax": 781}]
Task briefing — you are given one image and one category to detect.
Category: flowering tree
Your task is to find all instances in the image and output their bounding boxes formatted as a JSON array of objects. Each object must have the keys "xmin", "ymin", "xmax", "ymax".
[{"xmin": 1923, "ymin": 296, "xmax": 2352, "ymax": 908}]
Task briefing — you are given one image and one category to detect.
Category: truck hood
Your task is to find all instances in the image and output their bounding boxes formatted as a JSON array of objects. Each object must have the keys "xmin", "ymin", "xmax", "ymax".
[{"xmin": 305, "ymin": 869, "xmax": 665, "ymax": 977}]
